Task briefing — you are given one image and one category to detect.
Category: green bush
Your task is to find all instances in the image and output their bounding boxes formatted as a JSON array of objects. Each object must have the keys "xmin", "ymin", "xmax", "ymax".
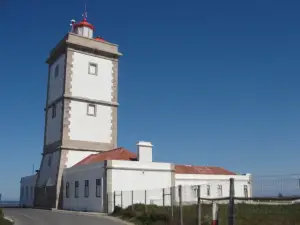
[{"xmin": 111, "ymin": 203, "xmax": 300, "ymax": 225}]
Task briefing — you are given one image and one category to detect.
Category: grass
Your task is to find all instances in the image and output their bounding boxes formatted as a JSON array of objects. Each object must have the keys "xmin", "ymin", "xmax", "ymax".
[
  {"xmin": 111, "ymin": 203, "xmax": 300, "ymax": 225},
  {"xmin": 0, "ymin": 209, "xmax": 13, "ymax": 225}
]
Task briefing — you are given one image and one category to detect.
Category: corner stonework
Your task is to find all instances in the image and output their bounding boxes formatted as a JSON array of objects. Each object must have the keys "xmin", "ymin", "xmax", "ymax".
[{"xmin": 110, "ymin": 60, "xmax": 119, "ymax": 148}]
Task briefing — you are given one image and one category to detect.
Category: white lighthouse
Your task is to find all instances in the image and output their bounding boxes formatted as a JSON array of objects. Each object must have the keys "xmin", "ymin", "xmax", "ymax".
[{"xmin": 33, "ymin": 12, "xmax": 122, "ymax": 208}]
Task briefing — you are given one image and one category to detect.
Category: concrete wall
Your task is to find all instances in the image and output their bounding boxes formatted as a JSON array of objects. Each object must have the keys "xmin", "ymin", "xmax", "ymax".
[
  {"xmin": 68, "ymin": 101, "xmax": 112, "ymax": 143},
  {"xmin": 175, "ymin": 173, "xmax": 252, "ymax": 203},
  {"xmin": 63, "ymin": 162, "xmax": 105, "ymax": 212},
  {"xmin": 36, "ymin": 151, "xmax": 60, "ymax": 187},
  {"xmin": 64, "ymin": 151, "xmax": 98, "ymax": 168},
  {"xmin": 110, "ymin": 160, "xmax": 174, "ymax": 212},
  {"xmin": 62, "ymin": 159, "xmax": 174, "ymax": 213},
  {"xmin": 71, "ymin": 52, "xmax": 114, "ymax": 102},
  {"xmin": 45, "ymin": 100, "xmax": 63, "ymax": 145},
  {"xmin": 47, "ymin": 54, "xmax": 65, "ymax": 104},
  {"xmin": 20, "ymin": 175, "xmax": 37, "ymax": 207},
  {"xmin": 66, "ymin": 51, "xmax": 115, "ymax": 144}
]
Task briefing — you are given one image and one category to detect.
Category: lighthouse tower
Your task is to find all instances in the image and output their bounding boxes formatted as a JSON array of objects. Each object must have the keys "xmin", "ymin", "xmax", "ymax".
[{"xmin": 34, "ymin": 12, "xmax": 122, "ymax": 208}]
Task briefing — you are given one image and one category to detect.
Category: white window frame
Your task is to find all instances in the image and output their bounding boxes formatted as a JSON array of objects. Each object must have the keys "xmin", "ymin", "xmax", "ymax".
[
  {"xmin": 206, "ymin": 184, "xmax": 211, "ymax": 197},
  {"xmin": 244, "ymin": 185, "xmax": 248, "ymax": 198},
  {"xmin": 26, "ymin": 186, "xmax": 28, "ymax": 198},
  {"xmin": 84, "ymin": 180, "xmax": 89, "ymax": 198},
  {"xmin": 52, "ymin": 104, "xmax": 56, "ymax": 118},
  {"xmin": 217, "ymin": 185, "xmax": 223, "ymax": 197},
  {"xmin": 54, "ymin": 65, "xmax": 59, "ymax": 78},
  {"xmin": 96, "ymin": 179, "xmax": 101, "ymax": 197},
  {"xmin": 66, "ymin": 182, "xmax": 70, "ymax": 198},
  {"xmin": 87, "ymin": 104, "xmax": 96, "ymax": 117},
  {"xmin": 48, "ymin": 154, "xmax": 52, "ymax": 167},
  {"xmin": 88, "ymin": 62, "xmax": 98, "ymax": 75},
  {"xmin": 75, "ymin": 181, "xmax": 79, "ymax": 198}
]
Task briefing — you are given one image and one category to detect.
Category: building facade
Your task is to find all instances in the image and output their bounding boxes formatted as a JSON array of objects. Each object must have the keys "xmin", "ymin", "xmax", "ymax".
[
  {"xmin": 33, "ymin": 15, "xmax": 122, "ymax": 209},
  {"xmin": 19, "ymin": 13, "xmax": 252, "ymax": 211},
  {"xmin": 61, "ymin": 142, "xmax": 251, "ymax": 213}
]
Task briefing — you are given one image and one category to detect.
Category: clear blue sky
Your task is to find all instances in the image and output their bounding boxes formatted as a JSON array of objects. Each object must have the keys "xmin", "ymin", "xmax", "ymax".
[{"xmin": 0, "ymin": 0, "xmax": 300, "ymax": 200}]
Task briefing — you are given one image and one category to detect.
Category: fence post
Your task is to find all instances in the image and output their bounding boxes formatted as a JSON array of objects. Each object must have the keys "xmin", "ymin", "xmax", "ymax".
[
  {"xmin": 131, "ymin": 190, "xmax": 134, "ymax": 211},
  {"xmin": 197, "ymin": 185, "xmax": 201, "ymax": 225},
  {"xmin": 212, "ymin": 201, "xmax": 219, "ymax": 225},
  {"xmin": 145, "ymin": 190, "xmax": 147, "ymax": 213},
  {"xmin": 171, "ymin": 186, "xmax": 174, "ymax": 220},
  {"xmin": 179, "ymin": 185, "xmax": 183, "ymax": 225},
  {"xmin": 162, "ymin": 188, "xmax": 165, "ymax": 207},
  {"xmin": 121, "ymin": 191, "xmax": 123, "ymax": 208},
  {"xmin": 228, "ymin": 178, "xmax": 235, "ymax": 225},
  {"xmin": 113, "ymin": 191, "xmax": 116, "ymax": 209},
  {"xmin": 106, "ymin": 193, "xmax": 109, "ymax": 213}
]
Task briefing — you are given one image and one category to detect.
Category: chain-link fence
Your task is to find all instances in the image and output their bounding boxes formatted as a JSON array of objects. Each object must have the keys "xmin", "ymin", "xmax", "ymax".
[{"xmin": 109, "ymin": 176, "xmax": 300, "ymax": 225}]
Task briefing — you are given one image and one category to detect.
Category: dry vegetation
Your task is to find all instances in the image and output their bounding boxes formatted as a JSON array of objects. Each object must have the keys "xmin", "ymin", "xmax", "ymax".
[
  {"xmin": 0, "ymin": 209, "xmax": 12, "ymax": 225},
  {"xmin": 111, "ymin": 203, "xmax": 300, "ymax": 225}
]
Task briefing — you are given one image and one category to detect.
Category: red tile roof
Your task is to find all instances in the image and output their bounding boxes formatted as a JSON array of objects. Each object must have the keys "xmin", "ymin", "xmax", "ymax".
[
  {"xmin": 175, "ymin": 164, "xmax": 236, "ymax": 175},
  {"xmin": 74, "ymin": 148, "xmax": 236, "ymax": 175},
  {"xmin": 74, "ymin": 148, "xmax": 137, "ymax": 166}
]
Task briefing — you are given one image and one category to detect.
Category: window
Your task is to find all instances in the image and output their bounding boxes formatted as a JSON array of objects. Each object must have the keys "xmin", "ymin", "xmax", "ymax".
[
  {"xmin": 21, "ymin": 187, "xmax": 24, "ymax": 198},
  {"xmin": 75, "ymin": 181, "xmax": 79, "ymax": 198},
  {"xmin": 52, "ymin": 104, "xmax": 56, "ymax": 118},
  {"xmin": 244, "ymin": 185, "xmax": 248, "ymax": 198},
  {"xmin": 84, "ymin": 180, "xmax": 89, "ymax": 198},
  {"xmin": 191, "ymin": 185, "xmax": 199, "ymax": 197},
  {"xmin": 54, "ymin": 65, "xmax": 59, "ymax": 78},
  {"xmin": 26, "ymin": 186, "xmax": 28, "ymax": 198},
  {"xmin": 96, "ymin": 179, "xmax": 101, "ymax": 197},
  {"xmin": 87, "ymin": 104, "xmax": 96, "ymax": 116},
  {"xmin": 217, "ymin": 185, "xmax": 223, "ymax": 197},
  {"xmin": 206, "ymin": 185, "xmax": 210, "ymax": 197},
  {"xmin": 31, "ymin": 186, "xmax": 33, "ymax": 199},
  {"xmin": 88, "ymin": 63, "xmax": 98, "ymax": 75},
  {"xmin": 48, "ymin": 154, "xmax": 52, "ymax": 167},
  {"xmin": 66, "ymin": 182, "xmax": 70, "ymax": 198}
]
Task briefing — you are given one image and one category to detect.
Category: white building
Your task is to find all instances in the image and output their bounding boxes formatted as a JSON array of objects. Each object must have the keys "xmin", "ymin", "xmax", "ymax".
[
  {"xmin": 62, "ymin": 141, "xmax": 251, "ymax": 213},
  {"xmin": 19, "ymin": 175, "xmax": 37, "ymax": 207},
  {"xmin": 19, "ymin": 12, "xmax": 252, "ymax": 211}
]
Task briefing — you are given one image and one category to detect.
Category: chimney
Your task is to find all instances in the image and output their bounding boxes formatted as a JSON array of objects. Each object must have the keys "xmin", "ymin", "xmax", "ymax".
[{"xmin": 136, "ymin": 141, "xmax": 153, "ymax": 162}]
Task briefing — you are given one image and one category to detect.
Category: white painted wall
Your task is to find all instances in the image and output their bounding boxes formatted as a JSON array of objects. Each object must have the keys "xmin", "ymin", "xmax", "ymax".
[
  {"xmin": 48, "ymin": 54, "xmax": 65, "ymax": 104},
  {"xmin": 68, "ymin": 101, "xmax": 112, "ymax": 143},
  {"xmin": 36, "ymin": 151, "xmax": 60, "ymax": 187},
  {"xmin": 65, "ymin": 151, "xmax": 98, "ymax": 168},
  {"xmin": 175, "ymin": 173, "xmax": 252, "ymax": 203},
  {"xmin": 62, "ymin": 159, "xmax": 173, "ymax": 213},
  {"xmin": 63, "ymin": 162, "xmax": 105, "ymax": 212},
  {"xmin": 110, "ymin": 160, "xmax": 173, "ymax": 212},
  {"xmin": 75, "ymin": 27, "xmax": 93, "ymax": 38},
  {"xmin": 45, "ymin": 100, "xmax": 62, "ymax": 145},
  {"xmin": 20, "ymin": 175, "xmax": 37, "ymax": 207},
  {"xmin": 71, "ymin": 51, "xmax": 114, "ymax": 102}
]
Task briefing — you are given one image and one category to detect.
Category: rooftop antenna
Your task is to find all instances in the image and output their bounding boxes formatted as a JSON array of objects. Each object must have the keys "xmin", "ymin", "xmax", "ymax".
[{"xmin": 82, "ymin": 4, "xmax": 88, "ymax": 21}]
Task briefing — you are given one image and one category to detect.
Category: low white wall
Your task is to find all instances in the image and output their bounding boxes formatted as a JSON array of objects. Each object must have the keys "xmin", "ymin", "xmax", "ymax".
[
  {"xmin": 63, "ymin": 162, "xmax": 105, "ymax": 212},
  {"xmin": 110, "ymin": 160, "xmax": 174, "ymax": 212},
  {"xmin": 20, "ymin": 174, "xmax": 37, "ymax": 207},
  {"xmin": 175, "ymin": 173, "xmax": 252, "ymax": 203}
]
